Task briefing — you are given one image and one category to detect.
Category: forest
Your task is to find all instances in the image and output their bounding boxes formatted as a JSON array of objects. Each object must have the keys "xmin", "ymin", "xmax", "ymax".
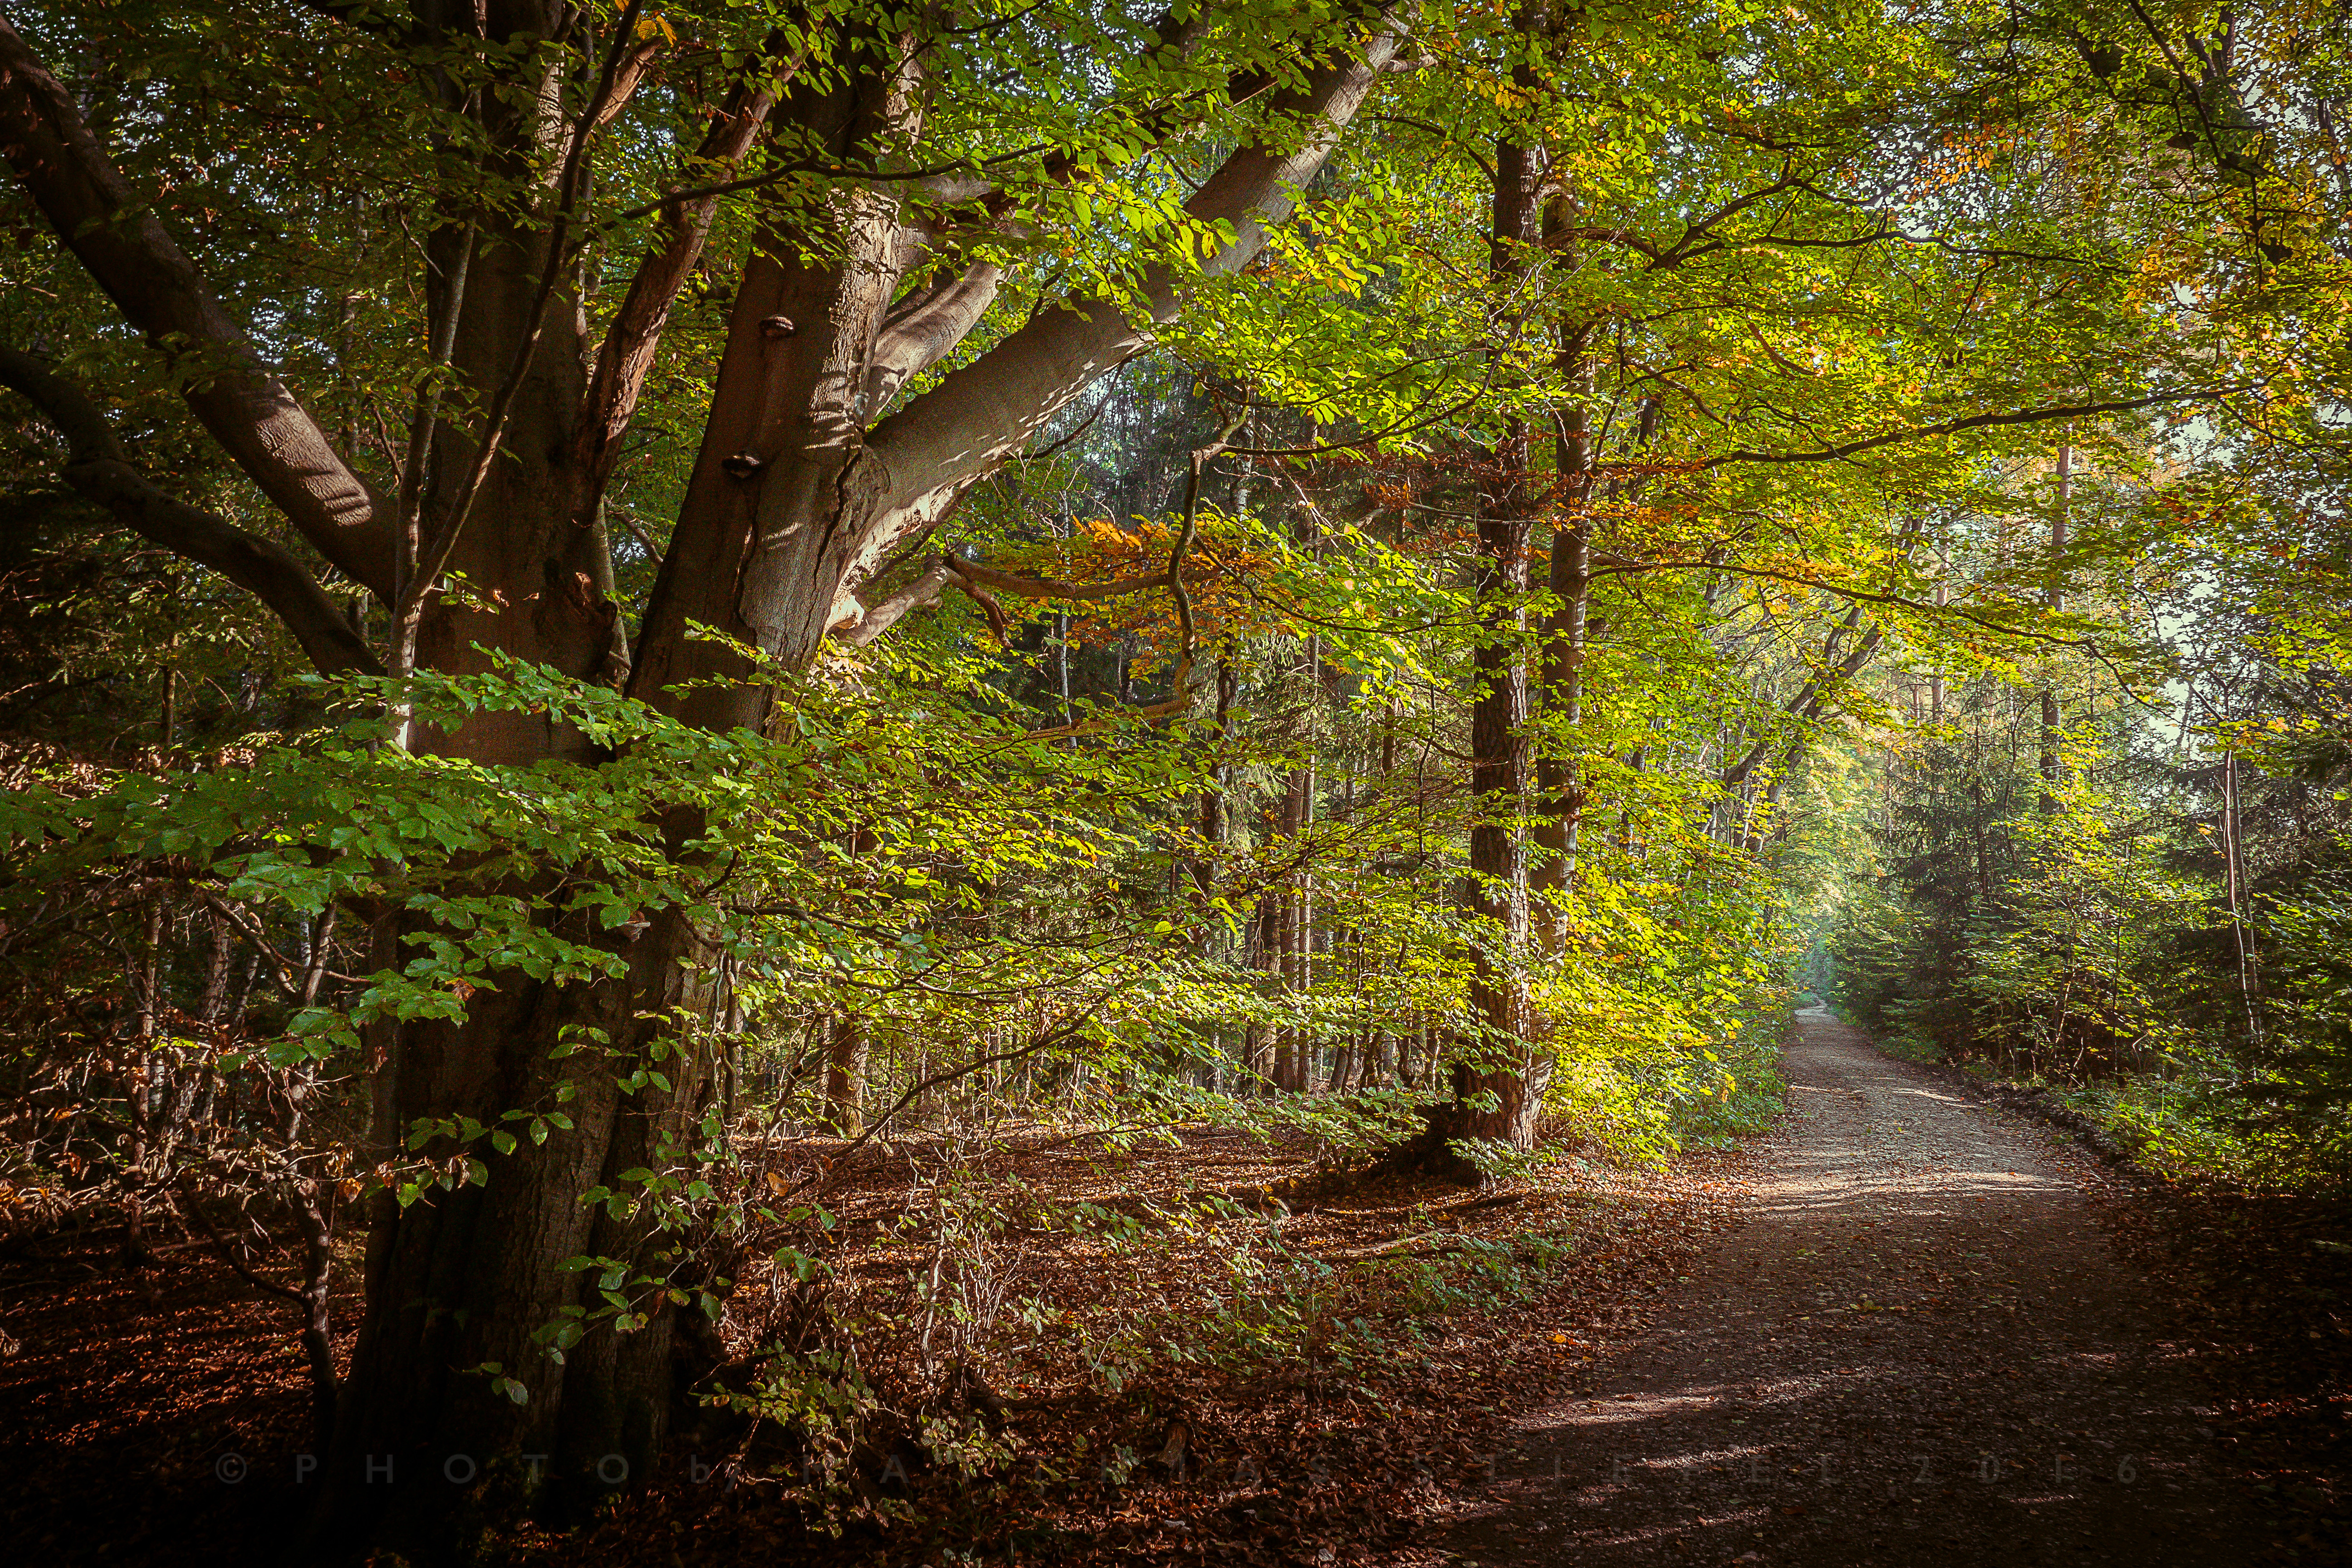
[{"xmin": 1, "ymin": 1, "xmax": 2348, "ymax": 1564}]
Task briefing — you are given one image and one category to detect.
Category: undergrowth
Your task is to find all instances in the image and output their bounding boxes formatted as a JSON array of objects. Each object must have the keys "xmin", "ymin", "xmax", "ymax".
[{"xmin": 685, "ymin": 1013, "xmax": 1794, "ymax": 1540}]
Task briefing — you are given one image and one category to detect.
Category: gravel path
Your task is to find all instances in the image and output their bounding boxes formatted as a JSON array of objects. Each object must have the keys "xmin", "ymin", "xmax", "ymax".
[{"xmin": 1445, "ymin": 1009, "xmax": 2263, "ymax": 1566}]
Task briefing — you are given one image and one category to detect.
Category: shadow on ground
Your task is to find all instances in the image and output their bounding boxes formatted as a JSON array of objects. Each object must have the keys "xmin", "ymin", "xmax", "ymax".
[{"xmin": 1442, "ymin": 1010, "xmax": 2268, "ymax": 1567}]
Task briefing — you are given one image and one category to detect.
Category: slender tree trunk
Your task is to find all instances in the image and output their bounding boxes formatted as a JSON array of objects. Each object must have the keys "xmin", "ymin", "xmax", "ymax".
[
  {"xmin": 1247, "ymin": 886, "xmax": 1280, "ymax": 1092},
  {"xmin": 2039, "ymin": 431, "xmax": 2070, "ymax": 811},
  {"xmin": 1274, "ymin": 749, "xmax": 1313, "ymax": 1091},
  {"xmin": 1415, "ymin": 124, "xmax": 1543, "ymax": 1172},
  {"xmin": 1929, "ymin": 539, "xmax": 1950, "ymax": 723},
  {"xmin": 1194, "ymin": 648, "xmax": 1235, "ymax": 897},
  {"xmin": 1530, "ymin": 204, "xmax": 1592, "ymax": 955},
  {"xmin": 824, "ymin": 1016, "xmax": 870, "ymax": 1136},
  {"xmin": 2222, "ymin": 750, "xmax": 2263, "ymax": 1042},
  {"xmin": 123, "ymin": 896, "xmax": 164, "ymax": 1269}
]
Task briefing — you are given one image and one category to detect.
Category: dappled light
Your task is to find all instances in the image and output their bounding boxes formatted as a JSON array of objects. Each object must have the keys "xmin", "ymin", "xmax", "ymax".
[
  {"xmin": 2, "ymin": 2, "xmax": 2347, "ymax": 1565},
  {"xmin": 1446, "ymin": 1016, "xmax": 2242, "ymax": 1566}
]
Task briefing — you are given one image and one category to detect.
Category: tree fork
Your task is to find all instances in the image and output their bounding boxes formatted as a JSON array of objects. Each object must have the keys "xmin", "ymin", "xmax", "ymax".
[{"xmin": 0, "ymin": 5, "xmax": 1410, "ymax": 1553}]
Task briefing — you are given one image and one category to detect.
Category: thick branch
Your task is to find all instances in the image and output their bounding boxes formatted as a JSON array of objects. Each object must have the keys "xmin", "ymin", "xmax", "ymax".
[
  {"xmin": 863, "ymin": 260, "xmax": 1007, "ymax": 411},
  {"xmin": 0, "ymin": 19, "xmax": 394, "ymax": 596},
  {"xmin": 861, "ymin": 12, "xmax": 1241, "ymax": 410},
  {"xmin": 860, "ymin": 18, "xmax": 1403, "ymax": 519},
  {"xmin": 0, "ymin": 350, "xmax": 382, "ymax": 676},
  {"xmin": 835, "ymin": 560, "xmax": 958, "ymax": 647},
  {"xmin": 570, "ymin": 48, "xmax": 791, "ymax": 521},
  {"xmin": 395, "ymin": 0, "xmax": 650, "ymax": 669}
]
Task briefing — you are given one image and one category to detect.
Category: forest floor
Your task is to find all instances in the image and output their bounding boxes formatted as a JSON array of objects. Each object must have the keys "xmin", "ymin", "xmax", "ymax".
[{"xmin": 1, "ymin": 1011, "xmax": 2347, "ymax": 1565}]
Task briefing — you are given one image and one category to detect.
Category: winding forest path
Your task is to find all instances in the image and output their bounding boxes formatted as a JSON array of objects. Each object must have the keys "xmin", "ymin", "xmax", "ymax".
[{"xmin": 1443, "ymin": 1008, "xmax": 2261, "ymax": 1566}]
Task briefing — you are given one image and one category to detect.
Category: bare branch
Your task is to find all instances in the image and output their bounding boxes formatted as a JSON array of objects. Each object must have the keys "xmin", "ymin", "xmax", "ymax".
[{"xmin": 1009, "ymin": 412, "xmax": 1242, "ymax": 737}]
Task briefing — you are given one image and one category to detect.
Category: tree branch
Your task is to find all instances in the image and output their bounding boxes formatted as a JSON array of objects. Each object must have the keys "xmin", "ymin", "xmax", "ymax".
[
  {"xmin": 1006, "ymin": 412, "xmax": 1241, "ymax": 736},
  {"xmin": 859, "ymin": 16, "xmax": 1405, "ymax": 521},
  {"xmin": 862, "ymin": 10, "xmax": 1247, "ymax": 410},
  {"xmin": 1720, "ymin": 609, "xmax": 1882, "ymax": 789},
  {"xmin": 570, "ymin": 39, "xmax": 794, "ymax": 524},
  {"xmin": 0, "ymin": 350, "xmax": 383, "ymax": 676},
  {"xmin": 944, "ymin": 554, "xmax": 1172, "ymax": 603},
  {"xmin": 863, "ymin": 259, "xmax": 1007, "ymax": 412},
  {"xmin": 834, "ymin": 560, "xmax": 960, "ymax": 647},
  {"xmin": 0, "ymin": 18, "xmax": 395, "ymax": 596},
  {"xmin": 395, "ymin": 0, "xmax": 647, "ymax": 675},
  {"xmin": 1693, "ymin": 388, "xmax": 2233, "ymax": 469},
  {"xmin": 1593, "ymin": 554, "xmax": 2102, "ymax": 651},
  {"xmin": 172, "ymin": 1171, "xmax": 304, "ymax": 1304}
]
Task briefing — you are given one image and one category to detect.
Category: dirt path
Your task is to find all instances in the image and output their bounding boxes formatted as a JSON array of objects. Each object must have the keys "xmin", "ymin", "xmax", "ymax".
[{"xmin": 1442, "ymin": 1009, "xmax": 2266, "ymax": 1566}]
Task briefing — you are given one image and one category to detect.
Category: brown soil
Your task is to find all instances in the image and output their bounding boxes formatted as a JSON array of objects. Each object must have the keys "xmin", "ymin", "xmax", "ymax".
[
  {"xmin": 6, "ymin": 1014, "xmax": 2342, "ymax": 1566},
  {"xmin": 0, "ymin": 1233, "xmax": 363, "ymax": 1565},
  {"xmin": 1441, "ymin": 1009, "xmax": 2272, "ymax": 1567},
  {"xmin": 0, "ymin": 1125, "xmax": 1733, "ymax": 1566}
]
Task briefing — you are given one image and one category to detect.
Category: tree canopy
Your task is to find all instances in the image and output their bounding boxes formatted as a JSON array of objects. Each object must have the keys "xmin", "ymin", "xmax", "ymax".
[{"xmin": 4, "ymin": 0, "xmax": 2349, "ymax": 1558}]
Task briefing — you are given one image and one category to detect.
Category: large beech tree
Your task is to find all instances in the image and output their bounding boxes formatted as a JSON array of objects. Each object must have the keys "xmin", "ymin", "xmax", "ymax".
[{"xmin": 0, "ymin": 0, "xmax": 1399, "ymax": 1547}]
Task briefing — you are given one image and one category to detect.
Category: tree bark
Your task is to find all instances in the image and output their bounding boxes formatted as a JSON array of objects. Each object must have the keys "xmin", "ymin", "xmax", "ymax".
[
  {"xmin": 1529, "ymin": 197, "xmax": 1592, "ymax": 956},
  {"xmin": 1530, "ymin": 481, "xmax": 1589, "ymax": 948},
  {"xmin": 627, "ymin": 26, "xmax": 1402, "ymax": 718},
  {"xmin": 2039, "ymin": 431, "xmax": 2071, "ymax": 811},
  {"xmin": 824, "ymin": 1016, "xmax": 870, "ymax": 1137},
  {"xmin": 1413, "ymin": 123, "xmax": 1544, "ymax": 1174}
]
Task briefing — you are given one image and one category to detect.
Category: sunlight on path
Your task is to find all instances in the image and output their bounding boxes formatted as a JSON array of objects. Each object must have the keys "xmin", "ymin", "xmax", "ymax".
[{"xmin": 1441, "ymin": 1010, "xmax": 2261, "ymax": 1567}]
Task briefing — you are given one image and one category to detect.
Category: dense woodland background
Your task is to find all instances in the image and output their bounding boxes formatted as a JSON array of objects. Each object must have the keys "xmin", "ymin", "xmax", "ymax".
[{"xmin": 2, "ymin": 0, "xmax": 2350, "ymax": 1561}]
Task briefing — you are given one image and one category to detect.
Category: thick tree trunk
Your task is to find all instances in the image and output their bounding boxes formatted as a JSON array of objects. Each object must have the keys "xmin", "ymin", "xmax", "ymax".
[
  {"xmin": 325, "ymin": 909, "xmax": 725, "ymax": 1548},
  {"xmin": 314, "ymin": 11, "xmax": 664, "ymax": 1541}
]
